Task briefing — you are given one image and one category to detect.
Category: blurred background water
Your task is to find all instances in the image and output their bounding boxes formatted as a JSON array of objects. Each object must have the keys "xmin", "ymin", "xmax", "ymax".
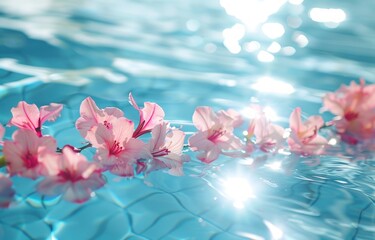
[{"xmin": 0, "ymin": 0, "xmax": 374, "ymax": 239}]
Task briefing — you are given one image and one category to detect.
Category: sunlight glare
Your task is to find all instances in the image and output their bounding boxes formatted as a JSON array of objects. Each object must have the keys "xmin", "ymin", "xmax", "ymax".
[
  {"xmin": 223, "ymin": 177, "xmax": 254, "ymax": 209},
  {"xmin": 261, "ymin": 23, "xmax": 285, "ymax": 39},
  {"xmin": 251, "ymin": 76, "xmax": 295, "ymax": 95},
  {"xmin": 264, "ymin": 221, "xmax": 284, "ymax": 240},
  {"xmin": 220, "ymin": 0, "xmax": 287, "ymax": 30},
  {"xmin": 257, "ymin": 50, "xmax": 275, "ymax": 62},
  {"xmin": 309, "ymin": 8, "xmax": 346, "ymax": 24},
  {"xmin": 266, "ymin": 161, "xmax": 282, "ymax": 171}
]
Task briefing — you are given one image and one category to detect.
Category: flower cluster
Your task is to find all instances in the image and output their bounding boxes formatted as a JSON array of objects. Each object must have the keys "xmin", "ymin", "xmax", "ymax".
[{"xmin": 0, "ymin": 79, "xmax": 374, "ymax": 207}]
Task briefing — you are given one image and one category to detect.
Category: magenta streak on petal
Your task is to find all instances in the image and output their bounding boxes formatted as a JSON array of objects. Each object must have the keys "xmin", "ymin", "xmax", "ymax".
[
  {"xmin": 21, "ymin": 102, "xmax": 37, "ymax": 131},
  {"xmin": 152, "ymin": 148, "xmax": 170, "ymax": 157},
  {"xmin": 208, "ymin": 129, "xmax": 225, "ymax": 142},
  {"xmin": 132, "ymin": 120, "xmax": 145, "ymax": 138},
  {"xmin": 133, "ymin": 105, "xmax": 158, "ymax": 138},
  {"xmin": 109, "ymin": 140, "xmax": 123, "ymax": 155}
]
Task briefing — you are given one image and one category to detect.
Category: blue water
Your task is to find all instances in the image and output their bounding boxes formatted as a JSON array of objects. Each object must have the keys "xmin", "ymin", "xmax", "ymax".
[{"xmin": 0, "ymin": 0, "xmax": 374, "ymax": 239}]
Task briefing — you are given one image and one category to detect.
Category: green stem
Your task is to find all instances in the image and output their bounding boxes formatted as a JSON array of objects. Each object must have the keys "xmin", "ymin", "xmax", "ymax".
[{"xmin": 0, "ymin": 155, "xmax": 7, "ymax": 168}]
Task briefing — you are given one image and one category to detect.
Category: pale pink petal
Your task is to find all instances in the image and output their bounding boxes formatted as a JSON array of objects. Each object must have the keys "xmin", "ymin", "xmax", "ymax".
[
  {"xmin": 39, "ymin": 152, "xmax": 61, "ymax": 176},
  {"xmin": 0, "ymin": 174, "xmax": 15, "ymax": 208},
  {"xmin": 216, "ymin": 133, "xmax": 244, "ymax": 151},
  {"xmin": 192, "ymin": 107, "xmax": 217, "ymax": 131},
  {"xmin": 9, "ymin": 101, "xmax": 40, "ymax": 131},
  {"xmin": 37, "ymin": 176, "xmax": 69, "ymax": 196},
  {"xmin": 289, "ymin": 107, "xmax": 303, "ymax": 133},
  {"xmin": 165, "ymin": 128, "xmax": 185, "ymax": 154},
  {"xmin": 306, "ymin": 115, "xmax": 324, "ymax": 130},
  {"xmin": 218, "ymin": 109, "xmax": 243, "ymax": 128},
  {"xmin": 113, "ymin": 118, "xmax": 135, "ymax": 146},
  {"xmin": 63, "ymin": 182, "xmax": 92, "ymax": 203},
  {"xmin": 188, "ymin": 131, "xmax": 214, "ymax": 152},
  {"xmin": 3, "ymin": 141, "xmax": 24, "ymax": 175},
  {"xmin": 197, "ymin": 146, "xmax": 221, "ymax": 163},
  {"xmin": 103, "ymin": 107, "xmax": 124, "ymax": 119},
  {"xmin": 149, "ymin": 123, "xmax": 168, "ymax": 151},
  {"xmin": 309, "ymin": 135, "xmax": 328, "ymax": 146},
  {"xmin": 94, "ymin": 148, "xmax": 118, "ymax": 167},
  {"xmin": 119, "ymin": 138, "xmax": 149, "ymax": 161},
  {"xmin": 128, "ymin": 92, "xmax": 140, "ymax": 110},
  {"xmin": 76, "ymin": 97, "xmax": 108, "ymax": 137},
  {"xmin": 322, "ymin": 93, "xmax": 345, "ymax": 116},
  {"xmin": 39, "ymin": 103, "xmax": 63, "ymax": 124},
  {"xmin": 109, "ymin": 161, "xmax": 135, "ymax": 177},
  {"xmin": 91, "ymin": 123, "xmax": 115, "ymax": 148}
]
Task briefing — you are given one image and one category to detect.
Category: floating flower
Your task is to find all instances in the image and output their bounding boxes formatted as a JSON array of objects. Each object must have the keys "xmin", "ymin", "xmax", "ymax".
[
  {"xmin": 9, "ymin": 101, "xmax": 63, "ymax": 137},
  {"xmin": 189, "ymin": 106, "xmax": 243, "ymax": 163},
  {"xmin": 0, "ymin": 174, "xmax": 15, "ymax": 208},
  {"xmin": 288, "ymin": 107, "xmax": 327, "ymax": 155},
  {"xmin": 145, "ymin": 122, "xmax": 189, "ymax": 176},
  {"xmin": 129, "ymin": 93, "xmax": 165, "ymax": 138},
  {"xmin": 323, "ymin": 79, "xmax": 375, "ymax": 142},
  {"xmin": 92, "ymin": 117, "xmax": 148, "ymax": 177},
  {"xmin": 38, "ymin": 147, "xmax": 105, "ymax": 203},
  {"xmin": 3, "ymin": 129, "xmax": 57, "ymax": 179},
  {"xmin": 76, "ymin": 97, "xmax": 124, "ymax": 143},
  {"xmin": 246, "ymin": 107, "xmax": 285, "ymax": 152}
]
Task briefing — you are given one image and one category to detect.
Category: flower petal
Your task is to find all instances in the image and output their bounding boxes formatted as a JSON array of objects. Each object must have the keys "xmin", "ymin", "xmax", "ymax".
[
  {"xmin": 192, "ymin": 106, "xmax": 217, "ymax": 131},
  {"xmin": 39, "ymin": 103, "xmax": 63, "ymax": 124},
  {"xmin": 0, "ymin": 174, "xmax": 15, "ymax": 208},
  {"xmin": 9, "ymin": 101, "xmax": 40, "ymax": 131}
]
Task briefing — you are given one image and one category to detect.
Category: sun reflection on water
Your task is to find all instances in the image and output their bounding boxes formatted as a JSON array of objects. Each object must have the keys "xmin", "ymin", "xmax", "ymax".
[
  {"xmin": 251, "ymin": 76, "xmax": 295, "ymax": 95},
  {"xmin": 309, "ymin": 8, "xmax": 346, "ymax": 28},
  {"xmin": 222, "ymin": 177, "xmax": 255, "ymax": 209},
  {"xmin": 220, "ymin": 0, "xmax": 287, "ymax": 30}
]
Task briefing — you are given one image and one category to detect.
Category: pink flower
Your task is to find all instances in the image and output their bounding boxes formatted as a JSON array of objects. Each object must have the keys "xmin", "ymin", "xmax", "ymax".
[
  {"xmin": 129, "ymin": 93, "xmax": 165, "ymax": 138},
  {"xmin": 145, "ymin": 122, "xmax": 189, "ymax": 176},
  {"xmin": 188, "ymin": 106, "xmax": 243, "ymax": 163},
  {"xmin": 37, "ymin": 147, "xmax": 105, "ymax": 203},
  {"xmin": 92, "ymin": 117, "xmax": 148, "ymax": 177},
  {"xmin": 288, "ymin": 107, "xmax": 327, "ymax": 155},
  {"xmin": 323, "ymin": 79, "xmax": 375, "ymax": 141},
  {"xmin": 0, "ymin": 174, "xmax": 15, "ymax": 208},
  {"xmin": 246, "ymin": 108, "xmax": 285, "ymax": 152},
  {"xmin": 3, "ymin": 129, "xmax": 57, "ymax": 179},
  {"xmin": 0, "ymin": 125, "xmax": 4, "ymax": 145},
  {"xmin": 9, "ymin": 101, "xmax": 63, "ymax": 137},
  {"xmin": 76, "ymin": 97, "xmax": 124, "ymax": 143}
]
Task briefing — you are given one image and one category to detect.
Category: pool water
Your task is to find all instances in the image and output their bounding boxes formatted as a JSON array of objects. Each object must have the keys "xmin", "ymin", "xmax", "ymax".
[{"xmin": 0, "ymin": 0, "xmax": 374, "ymax": 239}]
